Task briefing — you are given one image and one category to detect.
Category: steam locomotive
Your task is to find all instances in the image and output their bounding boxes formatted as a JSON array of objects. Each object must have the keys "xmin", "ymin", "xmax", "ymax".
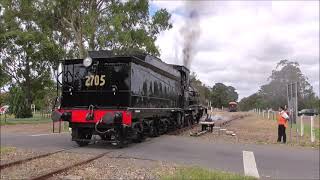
[{"xmin": 52, "ymin": 51, "xmax": 206, "ymax": 147}]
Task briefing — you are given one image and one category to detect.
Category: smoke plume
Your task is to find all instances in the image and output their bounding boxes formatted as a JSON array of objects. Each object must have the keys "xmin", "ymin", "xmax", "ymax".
[{"xmin": 181, "ymin": 3, "xmax": 201, "ymax": 69}]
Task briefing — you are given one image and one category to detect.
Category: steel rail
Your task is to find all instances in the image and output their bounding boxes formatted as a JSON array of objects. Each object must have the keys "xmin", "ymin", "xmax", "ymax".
[
  {"xmin": 30, "ymin": 151, "xmax": 111, "ymax": 180},
  {"xmin": 168, "ymin": 114, "xmax": 248, "ymax": 135},
  {"xmin": 0, "ymin": 147, "xmax": 76, "ymax": 170},
  {"xmin": 167, "ymin": 124, "xmax": 198, "ymax": 135}
]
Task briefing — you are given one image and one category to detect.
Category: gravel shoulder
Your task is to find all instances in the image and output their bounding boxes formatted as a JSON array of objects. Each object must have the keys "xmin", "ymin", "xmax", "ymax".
[
  {"xmin": 0, "ymin": 147, "xmax": 43, "ymax": 165},
  {"xmin": 52, "ymin": 155, "xmax": 178, "ymax": 180},
  {"xmin": 0, "ymin": 146, "xmax": 178, "ymax": 180},
  {"xmin": 1, "ymin": 151, "xmax": 92, "ymax": 179}
]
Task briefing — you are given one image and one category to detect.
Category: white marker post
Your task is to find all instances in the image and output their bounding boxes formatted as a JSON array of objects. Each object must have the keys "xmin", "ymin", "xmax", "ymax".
[
  {"xmin": 267, "ymin": 110, "xmax": 270, "ymax": 120},
  {"xmin": 300, "ymin": 115, "xmax": 304, "ymax": 136},
  {"xmin": 243, "ymin": 151, "xmax": 260, "ymax": 178},
  {"xmin": 311, "ymin": 116, "xmax": 315, "ymax": 143}
]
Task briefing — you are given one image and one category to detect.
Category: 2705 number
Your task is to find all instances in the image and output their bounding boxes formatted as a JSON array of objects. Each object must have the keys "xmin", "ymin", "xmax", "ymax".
[{"xmin": 85, "ymin": 75, "xmax": 106, "ymax": 87}]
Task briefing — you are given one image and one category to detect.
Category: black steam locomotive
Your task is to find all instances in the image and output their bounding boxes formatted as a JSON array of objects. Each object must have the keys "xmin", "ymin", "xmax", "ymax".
[{"xmin": 52, "ymin": 51, "xmax": 206, "ymax": 147}]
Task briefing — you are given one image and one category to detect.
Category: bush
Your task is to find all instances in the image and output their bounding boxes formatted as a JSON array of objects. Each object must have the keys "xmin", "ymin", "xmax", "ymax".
[{"xmin": 8, "ymin": 86, "xmax": 32, "ymax": 118}]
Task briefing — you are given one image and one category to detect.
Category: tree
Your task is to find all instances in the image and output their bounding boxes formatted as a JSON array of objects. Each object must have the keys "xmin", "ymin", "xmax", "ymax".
[
  {"xmin": 48, "ymin": 0, "xmax": 172, "ymax": 58},
  {"xmin": 8, "ymin": 86, "xmax": 32, "ymax": 118},
  {"xmin": 190, "ymin": 72, "xmax": 211, "ymax": 105},
  {"xmin": 240, "ymin": 60, "xmax": 319, "ymax": 111},
  {"xmin": 0, "ymin": 64, "xmax": 10, "ymax": 105},
  {"xmin": 0, "ymin": 63, "xmax": 9, "ymax": 89},
  {"xmin": 0, "ymin": 0, "xmax": 172, "ymax": 118},
  {"xmin": 238, "ymin": 93, "xmax": 268, "ymax": 111},
  {"xmin": 0, "ymin": 0, "xmax": 64, "ymax": 117},
  {"xmin": 259, "ymin": 60, "xmax": 316, "ymax": 110},
  {"xmin": 210, "ymin": 83, "xmax": 238, "ymax": 108}
]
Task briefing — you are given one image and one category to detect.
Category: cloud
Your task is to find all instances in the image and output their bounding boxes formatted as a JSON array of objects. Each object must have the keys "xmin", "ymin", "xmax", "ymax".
[{"xmin": 151, "ymin": 1, "xmax": 319, "ymax": 99}]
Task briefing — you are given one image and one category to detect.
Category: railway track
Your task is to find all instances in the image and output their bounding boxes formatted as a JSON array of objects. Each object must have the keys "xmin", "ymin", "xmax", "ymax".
[
  {"xmin": 0, "ymin": 147, "xmax": 111, "ymax": 180},
  {"xmin": 167, "ymin": 114, "xmax": 248, "ymax": 136},
  {"xmin": 218, "ymin": 114, "xmax": 247, "ymax": 127},
  {"xmin": 167, "ymin": 123, "xmax": 199, "ymax": 135},
  {"xmin": 0, "ymin": 147, "xmax": 75, "ymax": 170},
  {"xmin": 30, "ymin": 151, "xmax": 111, "ymax": 180}
]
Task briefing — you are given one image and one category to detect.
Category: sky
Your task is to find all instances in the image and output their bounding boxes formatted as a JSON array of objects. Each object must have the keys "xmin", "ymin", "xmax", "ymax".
[{"xmin": 150, "ymin": 0, "xmax": 319, "ymax": 100}]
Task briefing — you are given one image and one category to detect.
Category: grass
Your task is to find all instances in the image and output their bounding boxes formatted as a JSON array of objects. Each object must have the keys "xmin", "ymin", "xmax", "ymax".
[
  {"xmin": 292, "ymin": 123, "xmax": 320, "ymax": 140},
  {"xmin": 0, "ymin": 113, "xmax": 51, "ymax": 126},
  {"xmin": 257, "ymin": 113, "xmax": 319, "ymax": 146},
  {"xmin": 0, "ymin": 146, "xmax": 16, "ymax": 154},
  {"xmin": 161, "ymin": 167, "xmax": 256, "ymax": 180}
]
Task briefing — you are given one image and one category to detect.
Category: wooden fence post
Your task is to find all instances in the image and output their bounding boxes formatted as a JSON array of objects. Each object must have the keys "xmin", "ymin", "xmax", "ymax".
[
  {"xmin": 311, "ymin": 116, "xmax": 315, "ymax": 143},
  {"xmin": 300, "ymin": 115, "xmax": 304, "ymax": 136}
]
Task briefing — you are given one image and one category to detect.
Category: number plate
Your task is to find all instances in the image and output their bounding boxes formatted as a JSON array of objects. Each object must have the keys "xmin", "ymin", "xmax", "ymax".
[{"xmin": 85, "ymin": 75, "xmax": 106, "ymax": 87}]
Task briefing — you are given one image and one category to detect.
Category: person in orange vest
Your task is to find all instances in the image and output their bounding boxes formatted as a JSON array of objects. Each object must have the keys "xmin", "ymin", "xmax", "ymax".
[{"xmin": 277, "ymin": 106, "xmax": 289, "ymax": 143}]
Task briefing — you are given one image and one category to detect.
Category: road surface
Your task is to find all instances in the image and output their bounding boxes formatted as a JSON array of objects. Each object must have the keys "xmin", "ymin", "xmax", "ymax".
[{"xmin": 1, "ymin": 131, "xmax": 319, "ymax": 179}]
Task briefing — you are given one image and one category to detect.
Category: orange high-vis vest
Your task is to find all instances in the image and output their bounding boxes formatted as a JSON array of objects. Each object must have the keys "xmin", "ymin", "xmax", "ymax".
[{"xmin": 278, "ymin": 111, "xmax": 288, "ymax": 128}]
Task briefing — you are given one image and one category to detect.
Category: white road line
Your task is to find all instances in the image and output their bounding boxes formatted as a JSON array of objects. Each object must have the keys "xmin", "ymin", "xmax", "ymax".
[
  {"xmin": 243, "ymin": 150, "xmax": 260, "ymax": 178},
  {"xmin": 30, "ymin": 132, "xmax": 69, "ymax": 137}
]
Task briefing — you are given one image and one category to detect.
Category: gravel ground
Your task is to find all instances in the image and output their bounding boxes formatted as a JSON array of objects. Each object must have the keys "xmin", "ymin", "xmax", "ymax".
[
  {"xmin": 52, "ymin": 155, "xmax": 178, "ymax": 180},
  {"xmin": 179, "ymin": 112, "xmax": 319, "ymax": 148},
  {"xmin": 179, "ymin": 111, "xmax": 248, "ymax": 142},
  {"xmin": 1, "ymin": 148, "xmax": 178, "ymax": 180},
  {"xmin": 0, "ymin": 147, "xmax": 43, "ymax": 165},
  {"xmin": 0, "ymin": 152, "xmax": 92, "ymax": 179}
]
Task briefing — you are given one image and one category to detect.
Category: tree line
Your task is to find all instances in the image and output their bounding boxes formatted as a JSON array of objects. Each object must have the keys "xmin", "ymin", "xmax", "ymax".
[
  {"xmin": 2, "ymin": 1, "xmax": 316, "ymax": 118},
  {"xmin": 239, "ymin": 60, "xmax": 319, "ymax": 111},
  {"xmin": 190, "ymin": 72, "xmax": 239, "ymax": 108},
  {"xmin": 0, "ymin": 0, "xmax": 172, "ymax": 118}
]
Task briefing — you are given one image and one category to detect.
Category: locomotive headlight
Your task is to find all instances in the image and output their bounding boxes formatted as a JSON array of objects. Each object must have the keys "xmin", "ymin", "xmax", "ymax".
[{"xmin": 83, "ymin": 56, "xmax": 93, "ymax": 67}]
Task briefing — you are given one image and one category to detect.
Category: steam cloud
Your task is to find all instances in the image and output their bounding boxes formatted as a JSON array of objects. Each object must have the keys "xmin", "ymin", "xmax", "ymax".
[{"xmin": 181, "ymin": 3, "xmax": 201, "ymax": 69}]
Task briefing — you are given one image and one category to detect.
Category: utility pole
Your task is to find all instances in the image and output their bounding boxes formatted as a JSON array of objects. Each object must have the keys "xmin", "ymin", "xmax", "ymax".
[
  {"xmin": 295, "ymin": 82, "xmax": 299, "ymax": 144},
  {"xmin": 290, "ymin": 83, "xmax": 293, "ymax": 144},
  {"xmin": 287, "ymin": 82, "xmax": 299, "ymax": 144},
  {"xmin": 287, "ymin": 83, "xmax": 291, "ymax": 143},
  {"xmin": 0, "ymin": 87, "xmax": 1, "ymax": 122}
]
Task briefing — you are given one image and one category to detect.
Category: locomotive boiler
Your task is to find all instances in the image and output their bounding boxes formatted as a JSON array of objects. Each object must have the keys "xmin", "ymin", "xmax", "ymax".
[{"xmin": 52, "ymin": 51, "xmax": 206, "ymax": 147}]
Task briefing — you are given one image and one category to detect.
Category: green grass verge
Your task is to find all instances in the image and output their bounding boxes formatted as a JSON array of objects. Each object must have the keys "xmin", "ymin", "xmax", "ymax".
[
  {"xmin": 291, "ymin": 124, "xmax": 320, "ymax": 139},
  {"xmin": 161, "ymin": 167, "xmax": 256, "ymax": 180},
  {"xmin": 0, "ymin": 146, "xmax": 16, "ymax": 154},
  {"xmin": 0, "ymin": 113, "xmax": 51, "ymax": 126}
]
